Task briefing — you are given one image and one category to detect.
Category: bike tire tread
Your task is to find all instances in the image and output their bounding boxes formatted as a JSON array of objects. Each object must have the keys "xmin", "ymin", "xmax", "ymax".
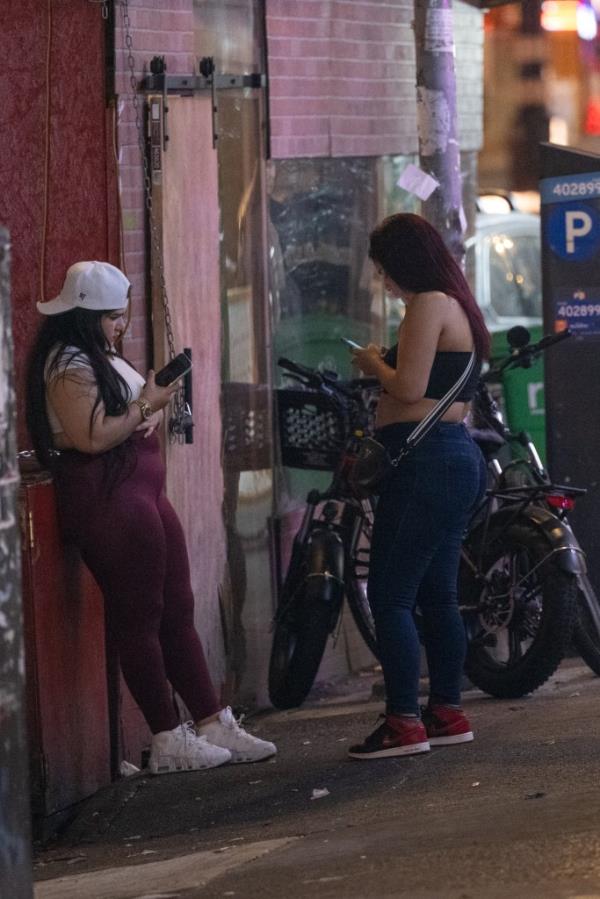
[
  {"xmin": 268, "ymin": 600, "xmax": 333, "ymax": 710},
  {"xmin": 463, "ymin": 523, "xmax": 578, "ymax": 699}
]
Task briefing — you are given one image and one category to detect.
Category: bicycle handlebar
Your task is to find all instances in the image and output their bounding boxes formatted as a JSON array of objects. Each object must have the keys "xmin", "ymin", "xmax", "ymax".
[
  {"xmin": 487, "ymin": 328, "xmax": 571, "ymax": 380},
  {"xmin": 535, "ymin": 329, "xmax": 571, "ymax": 352},
  {"xmin": 277, "ymin": 357, "xmax": 378, "ymax": 401},
  {"xmin": 278, "ymin": 356, "xmax": 316, "ymax": 380}
]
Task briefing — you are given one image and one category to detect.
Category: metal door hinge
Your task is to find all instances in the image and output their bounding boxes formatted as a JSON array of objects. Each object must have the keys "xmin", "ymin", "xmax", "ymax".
[
  {"xmin": 149, "ymin": 56, "xmax": 169, "ymax": 151},
  {"xmin": 142, "ymin": 57, "xmax": 265, "ymax": 150},
  {"xmin": 142, "ymin": 68, "xmax": 265, "ymax": 96}
]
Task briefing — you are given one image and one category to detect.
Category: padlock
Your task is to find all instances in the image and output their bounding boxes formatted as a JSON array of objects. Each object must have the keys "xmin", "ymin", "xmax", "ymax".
[{"xmin": 169, "ymin": 402, "xmax": 194, "ymax": 435}]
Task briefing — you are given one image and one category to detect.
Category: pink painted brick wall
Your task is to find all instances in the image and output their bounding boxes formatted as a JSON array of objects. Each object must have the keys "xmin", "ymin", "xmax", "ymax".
[
  {"xmin": 266, "ymin": 0, "xmax": 483, "ymax": 160},
  {"xmin": 112, "ymin": 2, "xmax": 229, "ymax": 746},
  {"xmin": 114, "ymin": 0, "xmax": 195, "ymax": 371},
  {"xmin": 266, "ymin": 0, "xmax": 417, "ymax": 159}
]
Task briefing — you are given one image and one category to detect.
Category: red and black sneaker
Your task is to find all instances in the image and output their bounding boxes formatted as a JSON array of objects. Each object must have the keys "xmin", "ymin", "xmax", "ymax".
[
  {"xmin": 421, "ymin": 705, "xmax": 473, "ymax": 746},
  {"xmin": 348, "ymin": 715, "xmax": 430, "ymax": 759}
]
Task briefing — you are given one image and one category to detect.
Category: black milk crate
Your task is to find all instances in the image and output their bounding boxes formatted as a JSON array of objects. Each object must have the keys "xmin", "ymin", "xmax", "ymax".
[
  {"xmin": 221, "ymin": 382, "xmax": 272, "ymax": 472},
  {"xmin": 276, "ymin": 388, "xmax": 350, "ymax": 471}
]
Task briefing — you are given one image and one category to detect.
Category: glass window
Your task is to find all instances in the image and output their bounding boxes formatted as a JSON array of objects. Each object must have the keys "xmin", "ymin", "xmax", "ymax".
[
  {"xmin": 193, "ymin": 0, "xmax": 272, "ymax": 709},
  {"xmin": 268, "ymin": 157, "xmax": 380, "ymax": 380},
  {"xmin": 193, "ymin": 0, "xmax": 264, "ymax": 74},
  {"xmin": 487, "ymin": 233, "xmax": 541, "ymax": 319}
]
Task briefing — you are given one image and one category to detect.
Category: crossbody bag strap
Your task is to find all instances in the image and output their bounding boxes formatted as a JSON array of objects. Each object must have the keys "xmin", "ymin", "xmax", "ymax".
[{"xmin": 389, "ymin": 351, "xmax": 476, "ymax": 467}]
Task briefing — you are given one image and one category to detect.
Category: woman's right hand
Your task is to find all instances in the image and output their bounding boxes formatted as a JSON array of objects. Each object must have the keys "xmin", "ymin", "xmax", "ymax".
[
  {"xmin": 140, "ymin": 370, "xmax": 180, "ymax": 412},
  {"xmin": 351, "ymin": 344, "xmax": 386, "ymax": 377}
]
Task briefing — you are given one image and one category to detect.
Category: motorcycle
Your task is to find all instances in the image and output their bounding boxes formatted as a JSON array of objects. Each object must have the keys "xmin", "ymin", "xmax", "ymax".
[{"xmin": 464, "ymin": 325, "xmax": 600, "ymax": 692}]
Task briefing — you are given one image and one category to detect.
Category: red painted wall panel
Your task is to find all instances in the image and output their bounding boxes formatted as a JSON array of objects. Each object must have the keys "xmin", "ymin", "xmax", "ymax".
[
  {"xmin": 0, "ymin": 1, "xmax": 119, "ymax": 449},
  {"xmin": 20, "ymin": 478, "xmax": 110, "ymax": 835}
]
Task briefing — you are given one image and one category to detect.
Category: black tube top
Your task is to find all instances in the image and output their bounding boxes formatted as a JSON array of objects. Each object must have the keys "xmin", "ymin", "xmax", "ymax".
[{"xmin": 382, "ymin": 344, "xmax": 481, "ymax": 402}]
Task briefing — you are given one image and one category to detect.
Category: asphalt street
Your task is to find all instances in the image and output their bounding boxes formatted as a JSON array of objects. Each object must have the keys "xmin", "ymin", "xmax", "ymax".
[{"xmin": 33, "ymin": 659, "xmax": 600, "ymax": 899}]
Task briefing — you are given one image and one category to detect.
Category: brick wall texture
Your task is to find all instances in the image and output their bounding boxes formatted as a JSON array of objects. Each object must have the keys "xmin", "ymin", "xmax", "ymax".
[
  {"xmin": 266, "ymin": 0, "xmax": 483, "ymax": 160},
  {"xmin": 454, "ymin": 2, "xmax": 485, "ymax": 152},
  {"xmin": 115, "ymin": 0, "xmax": 195, "ymax": 371}
]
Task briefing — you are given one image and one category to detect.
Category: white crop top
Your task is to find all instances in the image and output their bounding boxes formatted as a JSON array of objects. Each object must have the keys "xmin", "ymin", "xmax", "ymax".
[{"xmin": 45, "ymin": 346, "xmax": 146, "ymax": 436}]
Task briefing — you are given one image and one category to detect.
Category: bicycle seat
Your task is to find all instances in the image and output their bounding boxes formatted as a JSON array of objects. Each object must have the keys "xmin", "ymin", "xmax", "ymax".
[{"xmin": 468, "ymin": 426, "xmax": 506, "ymax": 458}]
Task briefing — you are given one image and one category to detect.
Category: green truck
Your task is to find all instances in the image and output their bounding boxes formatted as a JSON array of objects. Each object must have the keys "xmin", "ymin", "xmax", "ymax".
[{"xmin": 467, "ymin": 209, "xmax": 545, "ymax": 457}]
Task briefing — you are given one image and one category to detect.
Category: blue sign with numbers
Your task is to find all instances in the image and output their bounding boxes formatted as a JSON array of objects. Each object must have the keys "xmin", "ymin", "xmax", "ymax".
[
  {"xmin": 555, "ymin": 287, "xmax": 600, "ymax": 335},
  {"xmin": 541, "ymin": 171, "xmax": 600, "ymax": 205},
  {"xmin": 541, "ymin": 166, "xmax": 600, "ymax": 340}
]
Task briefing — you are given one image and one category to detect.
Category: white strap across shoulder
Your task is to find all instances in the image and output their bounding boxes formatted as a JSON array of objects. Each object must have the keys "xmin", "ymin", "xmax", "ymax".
[{"xmin": 390, "ymin": 351, "xmax": 476, "ymax": 467}]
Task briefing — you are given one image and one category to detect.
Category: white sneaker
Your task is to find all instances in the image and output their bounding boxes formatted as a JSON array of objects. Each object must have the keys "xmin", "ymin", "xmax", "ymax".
[
  {"xmin": 148, "ymin": 722, "xmax": 231, "ymax": 774},
  {"xmin": 197, "ymin": 707, "xmax": 277, "ymax": 764}
]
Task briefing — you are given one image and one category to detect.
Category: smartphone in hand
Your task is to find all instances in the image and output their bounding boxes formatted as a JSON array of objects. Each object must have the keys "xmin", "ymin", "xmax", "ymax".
[
  {"xmin": 154, "ymin": 352, "xmax": 192, "ymax": 387},
  {"xmin": 340, "ymin": 337, "xmax": 364, "ymax": 350}
]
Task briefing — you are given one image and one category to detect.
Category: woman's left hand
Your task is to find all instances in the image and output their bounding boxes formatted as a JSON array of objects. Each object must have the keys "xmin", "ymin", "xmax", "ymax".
[
  {"xmin": 351, "ymin": 343, "xmax": 385, "ymax": 377},
  {"xmin": 135, "ymin": 408, "xmax": 164, "ymax": 438}
]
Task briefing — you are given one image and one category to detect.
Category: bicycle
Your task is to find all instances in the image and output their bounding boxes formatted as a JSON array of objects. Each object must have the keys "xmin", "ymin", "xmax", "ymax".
[
  {"xmin": 465, "ymin": 325, "xmax": 600, "ymax": 685},
  {"xmin": 268, "ymin": 359, "xmax": 379, "ymax": 710},
  {"xmin": 269, "ymin": 335, "xmax": 590, "ymax": 709}
]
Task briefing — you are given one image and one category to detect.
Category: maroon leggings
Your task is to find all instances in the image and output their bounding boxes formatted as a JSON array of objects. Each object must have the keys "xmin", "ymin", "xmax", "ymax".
[{"xmin": 55, "ymin": 433, "xmax": 220, "ymax": 734}]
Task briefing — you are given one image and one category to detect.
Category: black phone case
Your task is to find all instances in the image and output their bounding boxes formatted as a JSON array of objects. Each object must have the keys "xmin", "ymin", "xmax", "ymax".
[{"xmin": 155, "ymin": 354, "xmax": 192, "ymax": 387}]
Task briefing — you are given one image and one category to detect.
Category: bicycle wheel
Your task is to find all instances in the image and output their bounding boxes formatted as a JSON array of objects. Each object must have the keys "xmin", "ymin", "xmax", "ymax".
[
  {"xmin": 268, "ymin": 539, "xmax": 343, "ymax": 710},
  {"xmin": 268, "ymin": 601, "xmax": 334, "ymax": 710},
  {"xmin": 462, "ymin": 519, "xmax": 577, "ymax": 698},
  {"xmin": 572, "ymin": 578, "xmax": 600, "ymax": 676},
  {"xmin": 346, "ymin": 574, "xmax": 378, "ymax": 657},
  {"xmin": 345, "ymin": 506, "xmax": 378, "ymax": 657}
]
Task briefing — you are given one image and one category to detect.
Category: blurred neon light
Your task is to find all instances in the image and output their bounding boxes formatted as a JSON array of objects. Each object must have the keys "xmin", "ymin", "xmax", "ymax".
[
  {"xmin": 585, "ymin": 99, "xmax": 600, "ymax": 136},
  {"xmin": 541, "ymin": 1, "xmax": 578, "ymax": 31},
  {"xmin": 577, "ymin": 3, "xmax": 598, "ymax": 39},
  {"xmin": 550, "ymin": 116, "xmax": 569, "ymax": 145}
]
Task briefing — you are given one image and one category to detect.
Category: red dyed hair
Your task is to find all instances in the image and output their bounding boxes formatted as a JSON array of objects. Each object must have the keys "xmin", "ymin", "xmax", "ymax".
[{"xmin": 369, "ymin": 213, "xmax": 491, "ymax": 360}]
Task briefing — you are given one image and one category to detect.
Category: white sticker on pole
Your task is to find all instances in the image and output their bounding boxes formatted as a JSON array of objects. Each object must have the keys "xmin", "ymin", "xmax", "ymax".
[
  {"xmin": 396, "ymin": 163, "xmax": 440, "ymax": 201},
  {"xmin": 425, "ymin": 8, "xmax": 454, "ymax": 53}
]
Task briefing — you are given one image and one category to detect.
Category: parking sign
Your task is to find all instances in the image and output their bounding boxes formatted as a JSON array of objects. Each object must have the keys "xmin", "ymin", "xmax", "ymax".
[
  {"xmin": 540, "ymin": 142, "xmax": 600, "ymax": 596},
  {"xmin": 547, "ymin": 203, "xmax": 600, "ymax": 261},
  {"xmin": 541, "ymin": 168, "xmax": 600, "ymax": 333}
]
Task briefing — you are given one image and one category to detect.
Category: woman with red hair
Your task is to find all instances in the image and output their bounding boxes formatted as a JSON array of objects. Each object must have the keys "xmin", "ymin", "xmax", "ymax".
[{"xmin": 348, "ymin": 214, "xmax": 489, "ymax": 760}]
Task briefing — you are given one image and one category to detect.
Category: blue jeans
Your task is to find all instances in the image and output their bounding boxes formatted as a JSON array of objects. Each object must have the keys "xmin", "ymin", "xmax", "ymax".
[{"xmin": 367, "ymin": 422, "xmax": 487, "ymax": 716}]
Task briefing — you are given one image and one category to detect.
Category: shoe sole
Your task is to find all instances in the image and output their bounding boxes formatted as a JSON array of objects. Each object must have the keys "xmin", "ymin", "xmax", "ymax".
[
  {"xmin": 348, "ymin": 741, "xmax": 430, "ymax": 759},
  {"xmin": 148, "ymin": 755, "xmax": 231, "ymax": 774},
  {"xmin": 428, "ymin": 732, "xmax": 474, "ymax": 746},
  {"xmin": 229, "ymin": 750, "xmax": 277, "ymax": 764}
]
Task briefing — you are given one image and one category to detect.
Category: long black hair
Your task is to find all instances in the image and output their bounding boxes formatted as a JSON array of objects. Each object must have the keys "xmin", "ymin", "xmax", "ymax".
[
  {"xmin": 369, "ymin": 213, "xmax": 491, "ymax": 360},
  {"xmin": 26, "ymin": 307, "xmax": 133, "ymax": 470}
]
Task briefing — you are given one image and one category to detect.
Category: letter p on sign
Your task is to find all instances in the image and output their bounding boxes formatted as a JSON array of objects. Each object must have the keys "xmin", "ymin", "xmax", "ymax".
[
  {"xmin": 548, "ymin": 202, "xmax": 600, "ymax": 261},
  {"xmin": 566, "ymin": 210, "xmax": 593, "ymax": 253}
]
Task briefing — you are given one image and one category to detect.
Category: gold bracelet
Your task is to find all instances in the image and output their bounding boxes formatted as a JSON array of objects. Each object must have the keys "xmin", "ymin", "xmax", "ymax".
[{"xmin": 131, "ymin": 398, "xmax": 153, "ymax": 421}]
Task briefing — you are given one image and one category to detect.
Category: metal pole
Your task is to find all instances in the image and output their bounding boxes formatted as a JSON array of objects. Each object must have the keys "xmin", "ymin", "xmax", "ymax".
[
  {"xmin": 413, "ymin": 0, "xmax": 465, "ymax": 264},
  {"xmin": 0, "ymin": 228, "xmax": 33, "ymax": 898}
]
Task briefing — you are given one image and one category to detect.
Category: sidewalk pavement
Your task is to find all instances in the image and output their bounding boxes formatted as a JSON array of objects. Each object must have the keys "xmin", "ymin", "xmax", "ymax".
[{"xmin": 33, "ymin": 659, "xmax": 600, "ymax": 899}]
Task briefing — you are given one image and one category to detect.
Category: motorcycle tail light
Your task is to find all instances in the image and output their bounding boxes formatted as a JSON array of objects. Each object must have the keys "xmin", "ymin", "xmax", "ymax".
[{"xmin": 546, "ymin": 493, "xmax": 576, "ymax": 511}]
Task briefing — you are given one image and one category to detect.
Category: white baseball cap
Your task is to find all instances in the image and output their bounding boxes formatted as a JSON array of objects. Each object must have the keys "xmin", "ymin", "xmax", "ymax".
[{"xmin": 37, "ymin": 261, "xmax": 131, "ymax": 315}]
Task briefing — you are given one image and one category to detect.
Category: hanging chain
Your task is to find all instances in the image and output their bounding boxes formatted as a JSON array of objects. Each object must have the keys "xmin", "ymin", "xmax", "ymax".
[
  {"xmin": 121, "ymin": 0, "xmax": 190, "ymax": 442},
  {"xmin": 88, "ymin": 0, "xmax": 109, "ymax": 19}
]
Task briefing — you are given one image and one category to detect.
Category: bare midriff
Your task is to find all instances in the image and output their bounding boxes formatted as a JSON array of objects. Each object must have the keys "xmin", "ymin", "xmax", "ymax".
[{"xmin": 375, "ymin": 392, "xmax": 469, "ymax": 430}]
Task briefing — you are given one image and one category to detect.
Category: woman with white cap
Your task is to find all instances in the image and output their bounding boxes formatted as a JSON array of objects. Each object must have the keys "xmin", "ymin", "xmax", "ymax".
[{"xmin": 26, "ymin": 260, "xmax": 276, "ymax": 774}]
